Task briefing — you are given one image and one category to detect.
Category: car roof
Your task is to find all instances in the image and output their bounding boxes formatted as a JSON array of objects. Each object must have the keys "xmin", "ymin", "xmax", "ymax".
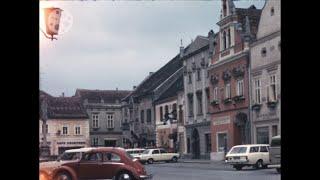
[
  {"xmin": 231, "ymin": 144, "xmax": 270, "ymax": 148},
  {"xmin": 65, "ymin": 147, "xmax": 96, "ymax": 153},
  {"xmin": 271, "ymin": 135, "xmax": 281, "ymax": 139},
  {"xmin": 125, "ymin": 148, "xmax": 145, "ymax": 151}
]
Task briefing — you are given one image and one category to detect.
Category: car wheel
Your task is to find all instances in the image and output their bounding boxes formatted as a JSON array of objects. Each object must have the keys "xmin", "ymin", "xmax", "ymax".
[
  {"xmin": 147, "ymin": 158, "xmax": 154, "ymax": 164},
  {"xmin": 115, "ymin": 171, "xmax": 133, "ymax": 180},
  {"xmin": 233, "ymin": 165, "xmax": 242, "ymax": 171},
  {"xmin": 276, "ymin": 168, "xmax": 281, "ymax": 173},
  {"xmin": 54, "ymin": 172, "xmax": 72, "ymax": 180},
  {"xmin": 255, "ymin": 160, "xmax": 264, "ymax": 169},
  {"xmin": 171, "ymin": 156, "xmax": 178, "ymax": 163}
]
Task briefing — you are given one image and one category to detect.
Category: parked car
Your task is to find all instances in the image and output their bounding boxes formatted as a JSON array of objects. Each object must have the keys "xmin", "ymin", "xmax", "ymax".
[
  {"xmin": 268, "ymin": 135, "xmax": 281, "ymax": 173},
  {"xmin": 136, "ymin": 148, "xmax": 180, "ymax": 164},
  {"xmin": 126, "ymin": 148, "xmax": 146, "ymax": 158},
  {"xmin": 225, "ymin": 144, "xmax": 270, "ymax": 170},
  {"xmin": 39, "ymin": 147, "xmax": 152, "ymax": 180}
]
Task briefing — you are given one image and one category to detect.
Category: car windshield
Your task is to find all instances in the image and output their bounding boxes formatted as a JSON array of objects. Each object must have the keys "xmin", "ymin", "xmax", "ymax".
[
  {"xmin": 229, "ymin": 147, "xmax": 247, "ymax": 154},
  {"xmin": 58, "ymin": 152, "xmax": 81, "ymax": 161},
  {"xmin": 271, "ymin": 138, "xmax": 281, "ymax": 147},
  {"xmin": 142, "ymin": 150, "xmax": 150, "ymax": 154}
]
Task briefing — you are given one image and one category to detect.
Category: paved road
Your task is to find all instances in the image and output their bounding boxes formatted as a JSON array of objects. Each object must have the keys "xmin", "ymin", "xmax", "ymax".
[{"xmin": 144, "ymin": 162, "xmax": 281, "ymax": 180}]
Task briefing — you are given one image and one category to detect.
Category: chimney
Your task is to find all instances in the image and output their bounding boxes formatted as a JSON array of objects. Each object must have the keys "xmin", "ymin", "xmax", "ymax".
[
  {"xmin": 179, "ymin": 39, "xmax": 184, "ymax": 58},
  {"xmin": 133, "ymin": 86, "xmax": 137, "ymax": 90},
  {"xmin": 149, "ymin": 72, "xmax": 153, "ymax": 76},
  {"xmin": 62, "ymin": 92, "xmax": 65, "ymax": 97},
  {"xmin": 116, "ymin": 87, "xmax": 118, "ymax": 91}
]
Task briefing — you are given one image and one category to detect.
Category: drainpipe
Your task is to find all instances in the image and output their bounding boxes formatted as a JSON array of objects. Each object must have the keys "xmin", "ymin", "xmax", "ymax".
[{"xmin": 248, "ymin": 49, "xmax": 253, "ymax": 144}]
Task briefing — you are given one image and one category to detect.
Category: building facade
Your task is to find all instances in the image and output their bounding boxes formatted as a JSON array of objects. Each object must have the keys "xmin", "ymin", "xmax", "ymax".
[
  {"xmin": 181, "ymin": 32, "xmax": 214, "ymax": 159},
  {"xmin": 39, "ymin": 91, "xmax": 90, "ymax": 156},
  {"xmin": 250, "ymin": 0, "xmax": 281, "ymax": 144},
  {"xmin": 154, "ymin": 69, "xmax": 184, "ymax": 153},
  {"xmin": 208, "ymin": 0, "xmax": 261, "ymax": 161},
  {"xmin": 75, "ymin": 89, "xmax": 131, "ymax": 147}
]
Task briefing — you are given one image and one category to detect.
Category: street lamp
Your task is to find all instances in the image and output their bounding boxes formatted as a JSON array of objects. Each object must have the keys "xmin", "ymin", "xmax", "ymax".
[{"xmin": 40, "ymin": 7, "xmax": 63, "ymax": 41}]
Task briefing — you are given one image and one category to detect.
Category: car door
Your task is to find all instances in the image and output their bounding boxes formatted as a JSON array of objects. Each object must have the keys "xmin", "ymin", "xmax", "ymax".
[
  {"xmin": 248, "ymin": 146, "xmax": 260, "ymax": 164},
  {"xmin": 259, "ymin": 146, "xmax": 270, "ymax": 164},
  {"xmin": 151, "ymin": 149, "xmax": 160, "ymax": 161},
  {"xmin": 160, "ymin": 149, "xmax": 170, "ymax": 161},
  {"xmin": 102, "ymin": 152, "xmax": 123, "ymax": 179},
  {"xmin": 77, "ymin": 152, "xmax": 105, "ymax": 179}
]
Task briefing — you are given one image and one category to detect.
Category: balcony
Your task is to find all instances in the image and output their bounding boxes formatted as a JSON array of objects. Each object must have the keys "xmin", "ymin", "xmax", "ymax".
[
  {"xmin": 210, "ymin": 100, "xmax": 219, "ymax": 106},
  {"xmin": 252, "ymin": 103, "xmax": 262, "ymax": 111},
  {"xmin": 223, "ymin": 98, "xmax": 232, "ymax": 104},
  {"xmin": 233, "ymin": 95, "xmax": 245, "ymax": 102},
  {"xmin": 267, "ymin": 100, "xmax": 278, "ymax": 108}
]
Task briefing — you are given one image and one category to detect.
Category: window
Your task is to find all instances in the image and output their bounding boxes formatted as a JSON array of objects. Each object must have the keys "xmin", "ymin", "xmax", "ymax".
[
  {"xmin": 236, "ymin": 79, "xmax": 244, "ymax": 96},
  {"xmin": 92, "ymin": 137, "xmax": 99, "ymax": 146},
  {"xmin": 205, "ymin": 133, "xmax": 212, "ymax": 153},
  {"xmin": 261, "ymin": 47, "xmax": 267, "ymax": 57},
  {"xmin": 107, "ymin": 114, "xmax": 114, "ymax": 128},
  {"xmin": 230, "ymin": 147, "xmax": 247, "ymax": 154},
  {"xmin": 260, "ymin": 146, "xmax": 269, "ymax": 152},
  {"xmin": 268, "ymin": 75, "xmax": 277, "ymax": 102},
  {"xmin": 217, "ymin": 133, "xmax": 228, "ymax": 152},
  {"xmin": 92, "ymin": 114, "xmax": 99, "ymax": 128},
  {"xmin": 197, "ymin": 69, "xmax": 201, "ymax": 81},
  {"xmin": 103, "ymin": 152, "xmax": 121, "ymax": 162},
  {"xmin": 188, "ymin": 74, "xmax": 192, "ymax": 84},
  {"xmin": 272, "ymin": 125, "xmax": 278, "ymax": 137},
  {"xmin": 62, "ymin": 126, "xmax": 68, "ymax": 135},
  {"xmin": 172, "ymin": 104, "xmax": 177, "ymax": 119},
  {"xmin": 196, "ymin": 92, "xmax": 203, "ymax": 115},
  {"xmin": 271, "ymin": 7, "xmax": 275, "ymax": 16},
  {"xmin": 42, "ymin": 124, "xmax": 48, "ymax": 134},
  {"xmin": 147, "ymin": 109, "xmax": 152, "ymax": 123},
  {"xmin": 213, "ymin": 87, "xmax": 218, "ymax": 100},
  {"xmin": 160, "ymin": 106, "xmax": 163, "ymax": 121},
  {"xmin": 165, "ymin": 105, "xmax": 169, "ymax": 114},
  {"xmin": 256, "ymin": 127, "xmax": 269, "ymax": 144},
  {"xmin": 223, "ymin": 31, "xmax": 227, "ymax": 50},
  {"xmin": 227, "ymin": 28, "xmax": 231, "ymax": 47},
  {"xmin": 249, "ymin": 146, "xmax": 259, "ymax": 153},
  {"xmin": 254, "ymin": 79, "xmax": 261, "ymax": 104},
  {"xmin": 225, "ymin": 83, "xmax": 231, "ymax": 99},
  {"xmin": 83, "ymin": 153, "xmax": 102, "ymax": 162},
  {"xmin": 75, "ymin": 126, "xmax": 81, "ymax": 135},
  {"xmin": 152, "ymin": 150, "xmax": 160, "ymax": 154},
  {"xmin": 187, "ymin": 138, "xmax": 191, "ymax": 153},
  {"xmin": 160, "ymin": 149, "xmax": 167, "ymax": 154},
  {"xmin": 178, "ymin": 105, "xmax": 183, "ymax": 123},
  {"xmin": 205, "ymin": 88, "xmax": 210, "ymax": 110},
  {"xmin": 140, "ymin": 110, "xmax": 144, "ymax": 123},
  {"xmin": 188, "ymin": 94, "xmax": 194, "ymax": 116}
]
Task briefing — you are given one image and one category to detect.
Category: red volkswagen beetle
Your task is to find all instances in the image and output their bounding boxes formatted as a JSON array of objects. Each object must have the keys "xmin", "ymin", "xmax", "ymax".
[{"xmin": 39, "ymin": 147, "xmax": 152, "ymax": 180}]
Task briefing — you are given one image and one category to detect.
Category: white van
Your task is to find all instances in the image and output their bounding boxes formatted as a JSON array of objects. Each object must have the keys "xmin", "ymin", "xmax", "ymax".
[{"xmin": 225, "ymin": 144, "xmax": 270, "ymax": 170}]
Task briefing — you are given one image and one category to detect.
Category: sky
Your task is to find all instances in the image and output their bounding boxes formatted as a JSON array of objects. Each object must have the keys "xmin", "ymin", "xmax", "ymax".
[{"xmin": 40, "ymin": 0, "xmax": 265, "ymax": 97}]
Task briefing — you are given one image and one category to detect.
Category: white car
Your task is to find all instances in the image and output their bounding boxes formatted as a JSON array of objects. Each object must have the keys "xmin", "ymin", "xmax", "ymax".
[
  {"xmin": 125, "ymin": 148, "xmax": 146, "ymax": 158},
  {"xmin": 136, "ymin": 148, "xmax": 180, "ymax": 164},
  {"xmin": 225, "ymin": 144, "xmax": 270, "ymax": 170}
]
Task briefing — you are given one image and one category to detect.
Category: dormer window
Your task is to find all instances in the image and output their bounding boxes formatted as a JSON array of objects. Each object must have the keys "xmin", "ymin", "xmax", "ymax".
[{"xmin": 271, "ymin": 7, "xmax": 275, "ymax": 16}]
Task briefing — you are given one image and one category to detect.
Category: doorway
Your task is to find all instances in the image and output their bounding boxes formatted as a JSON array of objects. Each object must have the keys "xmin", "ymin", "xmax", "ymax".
[{"xmin": 191, "ymin": 128, "xmax": 200, "ymax": 159}]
